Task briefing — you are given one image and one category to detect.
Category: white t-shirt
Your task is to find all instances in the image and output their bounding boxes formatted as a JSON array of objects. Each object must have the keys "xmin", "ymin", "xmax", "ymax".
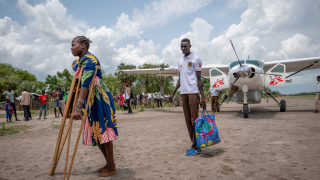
[
  {"xmin": 317, "ymin": 81, "xmax": 320, "ymax": 92},
  {"xmin": 209, "ymin": 88, "xmax": 220, "ymax": 97},
  {"xmin": 125, "ymin": 88, "xmax": 131, "ymax": 100},
  {"xmin": 178, "ymin": 52, "xmax": 202, "ymax": 94}
]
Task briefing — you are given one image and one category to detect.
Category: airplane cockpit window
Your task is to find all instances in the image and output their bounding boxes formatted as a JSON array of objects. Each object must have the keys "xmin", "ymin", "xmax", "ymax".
[
  {"xmin": 229, "ymin": 60, "xmax": 245, "ymax": 70},
  {"xmin": 271, "ymin": 64, "xmax": 284, "ymax": 73},
  {"xmin": 246, "ymin": 60, "xmax": 264, "ymax": 70},
  {"xmin": 210, "ymin": 69, "xmax": 222, "ymax": 77}
]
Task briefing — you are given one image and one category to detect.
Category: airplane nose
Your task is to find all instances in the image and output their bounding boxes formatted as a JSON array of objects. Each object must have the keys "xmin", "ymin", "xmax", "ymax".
[{"xmin": 237, "ymin": 65, "xmax": 250, "ymax": 78}]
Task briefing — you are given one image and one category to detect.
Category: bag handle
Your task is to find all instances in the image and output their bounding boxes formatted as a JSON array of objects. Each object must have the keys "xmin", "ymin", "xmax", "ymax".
[{"xmin": 201, "ymin": 110, "xmax": 210, "ymax": 116}]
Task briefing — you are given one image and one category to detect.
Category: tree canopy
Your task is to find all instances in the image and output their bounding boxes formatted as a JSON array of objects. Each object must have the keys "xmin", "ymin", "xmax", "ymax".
[{"xmin": 135, "ymin": 63, "xmax": 174, "ymax": 95}]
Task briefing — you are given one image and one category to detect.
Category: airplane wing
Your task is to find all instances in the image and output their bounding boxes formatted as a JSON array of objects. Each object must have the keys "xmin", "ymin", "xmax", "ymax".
[
  {"xmin": 264, "ymin": 57, "xmax": 320, "ymax": 73},
  {"xmin": 123, "ymin": 65, "xmax": 229, "ymax": 77}
]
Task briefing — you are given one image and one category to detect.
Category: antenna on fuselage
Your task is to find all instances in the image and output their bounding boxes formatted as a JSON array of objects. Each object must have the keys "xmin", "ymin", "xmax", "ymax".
[{"xmin": 229, "ymin": 39, "xmax": 242, "ymax": 67}]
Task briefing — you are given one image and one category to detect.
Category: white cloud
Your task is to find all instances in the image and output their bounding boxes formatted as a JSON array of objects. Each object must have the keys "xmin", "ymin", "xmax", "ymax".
[
  {"xmin": 161, "ymin": 0, "xmax": 320, "ymax": 66},
  {"xmin": 0, "ymin": 0, "xmax": 212, "ymax": 81},
  {"xmin": 115, "ymin": 13, "xmax": 142, "ymax": 38},
  {"xmin": 0, "ymin": 17, "xmax": 12, "ymax": 36},
  {"xmin": 132, "ymin": 0, "xmax": 212, "ymax": 28},
  {"xmin": 160, "ymin": 0, "xmax": 320, "ymax": 93},
  {"xmin": 113, "ymin": 40, "xmax": 161, "ymax": 66},
  {"xmin": 17, "ymin": 0, "xmax": 88, "ymax": 42}
]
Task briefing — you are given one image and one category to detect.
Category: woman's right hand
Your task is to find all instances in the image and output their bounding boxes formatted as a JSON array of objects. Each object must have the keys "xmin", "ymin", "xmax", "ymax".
[{"xmin": 73, "ymin": 109, "xmax": 82, "ymax": 120}]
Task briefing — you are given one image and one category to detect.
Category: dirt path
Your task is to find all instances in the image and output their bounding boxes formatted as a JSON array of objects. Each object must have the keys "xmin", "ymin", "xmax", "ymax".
[{"xmin": 0, "ymin": 97, "xmax": 319, "ymax": 180}]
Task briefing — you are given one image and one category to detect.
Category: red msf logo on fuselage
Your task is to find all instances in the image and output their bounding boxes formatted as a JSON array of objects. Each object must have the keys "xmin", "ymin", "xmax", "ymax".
[
  {"xmin": 269, "ymin": 76, "xmax": 283, "ymax": 86},
  {"xmin": 212, "ymin": 79, "xmax": 224, "ymax": 88}
]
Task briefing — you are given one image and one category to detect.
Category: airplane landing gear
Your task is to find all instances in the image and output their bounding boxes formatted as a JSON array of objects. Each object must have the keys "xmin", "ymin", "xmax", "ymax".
[
  {"xmin": 242, "ymin": 85, "xmax": 249, "ymax": 118},
  {"xmin": 280, "ymin": 100, "xmax": 286, "ymax": 112},
  {"xmin": 266, "ymin": 92, "xmax": 286, "ymax": 112},
  {"xmin": 243, "ymin": 104, "xmax": 249, "ymax": 118}
]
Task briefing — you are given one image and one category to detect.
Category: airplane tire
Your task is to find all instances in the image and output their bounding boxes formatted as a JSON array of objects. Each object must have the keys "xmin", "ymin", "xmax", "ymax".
[
  {"xmin": 243, "ymin": 104, "xmax": 249, "ymax": 118},
  {"xmin": 280, "ymin": 100, "xmax": 286, "ymax": 112}
]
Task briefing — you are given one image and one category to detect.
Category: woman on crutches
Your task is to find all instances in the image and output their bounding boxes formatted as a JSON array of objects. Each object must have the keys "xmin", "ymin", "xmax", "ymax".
[{"xmin": 71, "ymin": 36, "xmax": 118, "ymax": 177}]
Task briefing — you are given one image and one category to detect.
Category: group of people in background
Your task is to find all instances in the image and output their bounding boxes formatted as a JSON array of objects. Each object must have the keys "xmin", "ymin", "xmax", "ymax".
[
  {"xmin": 111, "ymin": 88, "xmax": 165, "ymax": 114},
  {"xmin": 1, "ymin": 85, "xmax": 70, "ymax": 122},
  {"xmin": 2, "ymin": 86, "xmax": 20, "ymax": 122},
  {"xmin": 2, "ymin": 86, "xmax": 35, "ymax": 122},
  {"xmin": 49, "ymin": 86, "xmax": 68, "ymax": 118}
]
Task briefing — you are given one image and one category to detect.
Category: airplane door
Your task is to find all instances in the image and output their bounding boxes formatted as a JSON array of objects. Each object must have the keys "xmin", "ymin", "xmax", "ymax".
[
  {"xmin": 209, "ymin": 68, "xmax": 229, "ymax": 90},
  {"xmin": 264, "ymin": 63, "xmax": 286, "ymax": 88}
]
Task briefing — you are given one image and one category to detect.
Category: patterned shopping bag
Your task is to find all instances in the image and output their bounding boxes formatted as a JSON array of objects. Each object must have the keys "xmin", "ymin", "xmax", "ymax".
[{"xmin": 195, "ymin": 110, "xmax": 221, "ymax": 148}]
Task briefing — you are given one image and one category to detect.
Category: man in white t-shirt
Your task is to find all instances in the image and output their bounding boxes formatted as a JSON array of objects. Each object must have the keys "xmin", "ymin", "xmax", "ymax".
[
  {"xmin": 209, "ymin": 88, "xmax": 221, "ymax": 114},
  {"xmin": 1, "ymin": 86, "xmax": 20, "ymax": 121},
  {"xmin": 169, "ymin": 38, "xmax": 206, "ymax": 156},
  {"xmin": 124, "ymin": 84, "xmax": 132, "ymax": 114}
]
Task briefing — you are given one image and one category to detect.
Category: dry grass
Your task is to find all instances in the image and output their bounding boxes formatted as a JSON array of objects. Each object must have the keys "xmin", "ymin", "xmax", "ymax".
[{"xmin": 0, "ymin": 123, "xmax": 29, "ymax": 136}]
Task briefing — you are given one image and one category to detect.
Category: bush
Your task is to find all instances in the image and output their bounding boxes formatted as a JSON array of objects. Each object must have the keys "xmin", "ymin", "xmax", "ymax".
[
  {"xmin": 114, "ymin": 103, "xmax": 120, "ymax": 111},
  {"xmin": 139, "ymin": 105, "xmax": 145, "ymax": 112}
]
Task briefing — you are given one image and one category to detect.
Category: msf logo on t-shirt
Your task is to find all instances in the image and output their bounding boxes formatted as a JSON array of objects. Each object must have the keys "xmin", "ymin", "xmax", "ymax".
[{"xmin": 199, "ymin": 63, "xmax": 201, "ymax": 67}]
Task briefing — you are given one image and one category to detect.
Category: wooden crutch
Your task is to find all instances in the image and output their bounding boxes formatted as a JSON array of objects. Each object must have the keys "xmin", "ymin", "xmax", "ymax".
[
  {"xmin": 66, "ymin": 66, "xmax": 98, "ymax": 180},
  {"xmin": 62, "ymin": 66, "xmax": 84, "ymax": 180},
  {"xmin": 50, "ymin": 84, "xmax": 79, "ymax": 173},
  {"xmin": 49, "ymin": 71, "xmax": 80, "ymax": 175}
]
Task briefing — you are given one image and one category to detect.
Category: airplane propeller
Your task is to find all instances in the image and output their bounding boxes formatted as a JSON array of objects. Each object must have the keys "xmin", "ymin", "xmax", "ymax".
[
  {"xmin": 220, "ymin": 40, "xmax": 243, "ymax": 106},
  {"xmin": 230, "ymin": 39, "xmax": 242, "ymax": 67}
]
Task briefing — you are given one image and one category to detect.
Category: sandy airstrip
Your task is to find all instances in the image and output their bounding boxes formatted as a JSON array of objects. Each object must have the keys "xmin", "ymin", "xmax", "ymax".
[{"xmin": 0, "ymin": 97, "xmax": 319, "ymax": 180}]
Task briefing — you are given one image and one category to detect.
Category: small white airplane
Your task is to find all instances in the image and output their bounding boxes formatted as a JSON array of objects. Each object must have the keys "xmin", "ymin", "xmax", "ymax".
[{"xmin": 123, "ymin": 40, "xmax": 320, "ymax": 118}]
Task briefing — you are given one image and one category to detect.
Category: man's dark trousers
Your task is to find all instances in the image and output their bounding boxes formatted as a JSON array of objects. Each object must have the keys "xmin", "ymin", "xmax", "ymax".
[
  {"xmin": 157, "ymin": 99, "xmax": 162, "ymax": 108},
  {"xmin": 126, "ymin": 99, "xmax": 132, "ymax": 113},
  {"xmin": 181, "ymin": 94, "xmax": 200, "ymax": 149},
  {"xmin": 23, "ymin": 105, "xmax": 30, "ymax": 120}
]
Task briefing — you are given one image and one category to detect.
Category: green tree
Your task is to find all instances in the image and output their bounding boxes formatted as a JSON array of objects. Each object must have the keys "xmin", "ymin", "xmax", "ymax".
[
  {"xmin": 136, "ymin": 63, "xmax": 174, "ymax": 95},
  {"xmin": 102, "ymin": 73, "xmax": 121, "ymax": 95},
  {"xmin": 16, "ymin": 81, "xmax": 47, "ymax": 95},
  {"xmin": 57, "ymin": 68, "xmax": 72, "ymax": 88},
  {"xmin": 0, "ymin": 63, "xmax": 37, "ymax": 101},
  {"xmin": 45, "ymin": 74, "xmax": 58, "ymax": 90},
  {"xmin": 114, "ymin": 63, "xmax": 137, "ymax": 91}
]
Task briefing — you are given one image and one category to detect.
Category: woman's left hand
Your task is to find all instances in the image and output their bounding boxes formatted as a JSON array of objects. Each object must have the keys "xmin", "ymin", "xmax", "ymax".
[{"xmin": 73, "ymin": 109, "xmax": 82, "ymax": 120}]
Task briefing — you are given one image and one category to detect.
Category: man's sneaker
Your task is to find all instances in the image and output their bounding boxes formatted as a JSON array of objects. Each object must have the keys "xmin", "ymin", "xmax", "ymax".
[
  {"xmin": 186, "ymin": 148, "xmax": 201, "ymax": 156},
  {"xmin": 313, "ymin": 110, "xmax": 319, "ymax": 113},
  {"xmin": 186, "ymin": 148, "xmax": 193, "ymax": 153},
  {"xmin": 37, "ymin": 117, "xmax": 41, "ymax": 120}
]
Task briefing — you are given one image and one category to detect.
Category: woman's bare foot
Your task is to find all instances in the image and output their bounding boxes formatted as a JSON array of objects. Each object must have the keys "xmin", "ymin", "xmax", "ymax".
[
  {"xmin": 97, "ymin": 169, "xmax": 116, "ymax": 177},
  {"xmin": 97, "ymin": 164, "xmax": 108, "ymax": 172}
]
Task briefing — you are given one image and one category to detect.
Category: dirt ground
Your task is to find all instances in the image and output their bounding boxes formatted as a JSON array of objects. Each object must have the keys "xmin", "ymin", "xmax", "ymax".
[{"xmin": 0, "ymin": 97, "xmax": 319, "ymax": 180}]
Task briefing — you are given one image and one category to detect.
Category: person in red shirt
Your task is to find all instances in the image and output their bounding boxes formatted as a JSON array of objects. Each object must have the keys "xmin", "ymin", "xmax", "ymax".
[{"xmin": 38, "ymin": 90, "xmax": 48, "ymax": 119}]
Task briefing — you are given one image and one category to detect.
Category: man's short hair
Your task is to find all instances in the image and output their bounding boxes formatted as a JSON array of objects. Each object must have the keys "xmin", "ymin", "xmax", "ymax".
[
  {"xmin": 317, "ymin": 76, "xmax": 320, "ymax": 79},
  {"xmin": 125, "ymin": 83, "xmax": 129, "ymax": 87},
  {"xmin": 181, "ymin": 38, "xmax": 191, "ymax": 45}
]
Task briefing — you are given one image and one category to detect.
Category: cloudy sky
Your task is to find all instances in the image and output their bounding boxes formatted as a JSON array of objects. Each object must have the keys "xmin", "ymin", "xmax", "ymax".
[{"xmin": 0, "ymin": 0, "xmax": 319, "ymax": 94}]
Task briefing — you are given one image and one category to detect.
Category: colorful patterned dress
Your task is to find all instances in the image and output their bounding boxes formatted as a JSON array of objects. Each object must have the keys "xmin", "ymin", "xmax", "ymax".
[{"xmin": 72, "ymin": 51, "xmax": 118, "ymax": 146}]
